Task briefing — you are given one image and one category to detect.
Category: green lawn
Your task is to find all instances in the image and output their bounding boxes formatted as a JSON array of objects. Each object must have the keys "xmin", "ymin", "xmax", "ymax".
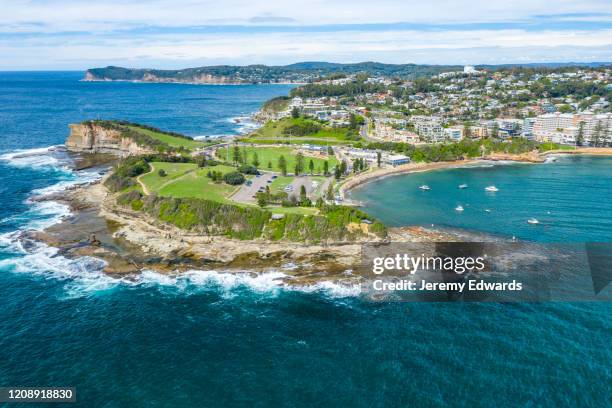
[
  {"xmin": 268, "ymin": 206, "xmax": 319, "ymax": 215},
  {"xmin": 139, "ymin": 162, "xmax": 197, "ymax": 191},
  {"xmin": 128, "ymin": 126, "xmax": 208, "ymax": 150},
  {"xmin": 216, "ymin": 146, "xmax": 338, "ymax": 175},
  {"xmin": 245, "ymin": 117, "xmax": 361, "ymax": 145},
  {"xmin": 140, "ymin": 162, "xmax": 239, "ymax": 203}
]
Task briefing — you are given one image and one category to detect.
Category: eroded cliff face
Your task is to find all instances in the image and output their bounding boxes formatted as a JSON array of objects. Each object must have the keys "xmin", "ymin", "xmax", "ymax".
[{"xmin": 66, "ymin": 123, "xmax": 154, "ymax": 156}]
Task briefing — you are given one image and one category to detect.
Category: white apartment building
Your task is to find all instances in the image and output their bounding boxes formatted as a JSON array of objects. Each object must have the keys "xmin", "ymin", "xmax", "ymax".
[
  {"xmin": 533, "ymin": 112, "xmax": 611, "ymax": 145},
  {"xmin": 411, "ymin": 116, "xmax": 445, "ymax": 142}
]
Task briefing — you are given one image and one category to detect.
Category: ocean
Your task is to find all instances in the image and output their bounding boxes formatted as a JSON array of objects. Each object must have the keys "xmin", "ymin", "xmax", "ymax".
[{"xmin": 0, "ymin": 72, "xmax": 609, "ymax": 407}]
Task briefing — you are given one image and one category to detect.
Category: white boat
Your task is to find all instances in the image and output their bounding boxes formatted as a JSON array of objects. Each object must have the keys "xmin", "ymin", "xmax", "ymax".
[
  {"xmin": 485, "ymin": 209, "xmax": 491, "ymax": 213},
  {"xmin": 485, "ymin": 185, "xmax": 499, "ymax": 192},
  {"xmin": 458, "ymin": 184, "xmax": 468, "ymax": 189},
  {"xmin": 455, "ymin": 205, "xmax": 464, "ymax": 212},
  {"xmin": 419, "ymin": 185, "xmax": 430, "ymax": 191},
  {"xmin": 527, "ymin": 218, "xmax": 540, "ymax": 225}
]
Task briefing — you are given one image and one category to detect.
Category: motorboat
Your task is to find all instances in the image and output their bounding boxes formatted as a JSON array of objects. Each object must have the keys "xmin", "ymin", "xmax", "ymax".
[
  {"xmin": 455, "ymin": 205, "xmax": 464, "ymax": 212},
  {"xmin": 458, "ymin": 184, "xmax": 468, "ymax": 189},
  {"xmin": 419, "ymin": 185, "xmax": 430, "ymax": 190},
  {"xmin": 485, "ymin": 185, "xmax": 499, "ymax": 192},
  {"xmin": 527, "ymin": 218, "xmax": 540, "ymax": 225}
]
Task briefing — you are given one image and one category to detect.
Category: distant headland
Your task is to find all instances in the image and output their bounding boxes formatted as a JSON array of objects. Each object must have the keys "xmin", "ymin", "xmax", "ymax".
[{"xmin": 83, "ymin": 61, "xmax": 611, "ymax": 85}]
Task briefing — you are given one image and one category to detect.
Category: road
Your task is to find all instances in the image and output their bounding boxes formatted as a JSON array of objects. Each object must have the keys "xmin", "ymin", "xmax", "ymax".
[{"xmin": 231, "ymin": 172, "xmax": 275, "ymax": 204}]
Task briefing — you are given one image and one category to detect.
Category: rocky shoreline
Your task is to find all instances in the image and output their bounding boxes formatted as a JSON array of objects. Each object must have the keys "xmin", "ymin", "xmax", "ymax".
[{"xmin": 28, "ymin": 178, "xmax": 459, "ymax": 285}]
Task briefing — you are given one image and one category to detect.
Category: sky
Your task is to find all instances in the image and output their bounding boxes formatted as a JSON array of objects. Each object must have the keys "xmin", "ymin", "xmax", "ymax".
[{"xmin": 1, "ymin": 0, "xmax": 612, "ymax": 70}]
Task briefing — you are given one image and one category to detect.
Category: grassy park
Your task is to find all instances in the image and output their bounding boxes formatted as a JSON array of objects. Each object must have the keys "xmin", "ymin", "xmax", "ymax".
[
  {"xmin": 242, "ymin": 117, "xmax": 362, "ymax": 145},
  {"xmin": 139, "ymin": 162, "xmax": 239, "ymax": 203},
  {"xmin": 216, "ymin": 145, "xmax": 338, "ymax": 174},
  {"xmin": 127, "ymin": 126, "xmax": 208, "ymax": 150}
]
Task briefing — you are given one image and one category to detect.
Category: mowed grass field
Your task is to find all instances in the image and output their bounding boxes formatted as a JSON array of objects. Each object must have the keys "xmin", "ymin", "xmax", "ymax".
[
  {"xmin": 128, "ymin": 126, "xmax": 208, "ymax": 150},
  {"xmin": 216, "ymin": 146, "xmax": 338, "ymax": 174},
  {"xmin": 140, "ymin": 162, "xmax": 238, "ymax": 203},
  {"xmin": 245, "ymin": 117, "xmax": 358, "ymax": 145}
]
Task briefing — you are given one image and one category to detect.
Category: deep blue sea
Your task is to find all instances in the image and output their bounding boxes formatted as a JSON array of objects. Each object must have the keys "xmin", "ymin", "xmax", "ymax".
[{"xmin": 0, "ymin": 72, "xmax": 609, "ymax": 407}]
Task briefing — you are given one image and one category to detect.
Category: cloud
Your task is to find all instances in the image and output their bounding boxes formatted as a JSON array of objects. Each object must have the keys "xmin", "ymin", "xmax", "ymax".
[
  {"xmin": 0, "ymin": 0, "xmax": 611, "ymax": 69},
  {"xmin": 248, "ymin": 15, "xmax": 297, "ymax": 24}
]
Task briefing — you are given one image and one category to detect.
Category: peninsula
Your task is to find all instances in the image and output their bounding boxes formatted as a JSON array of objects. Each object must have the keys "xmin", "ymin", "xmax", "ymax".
[{"xmin": 35, "ymin": 63, "xmax": 611, "ymax": 281}]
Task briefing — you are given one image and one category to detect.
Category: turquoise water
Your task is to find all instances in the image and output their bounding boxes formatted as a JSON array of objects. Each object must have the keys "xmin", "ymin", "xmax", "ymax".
[
  {"xmin": 352, "ymin": 156, "xmax": 612, "ymax": 242},
  {"xmin": 0, "ymin": 73, "xmax": 610, "ymax": 407}
]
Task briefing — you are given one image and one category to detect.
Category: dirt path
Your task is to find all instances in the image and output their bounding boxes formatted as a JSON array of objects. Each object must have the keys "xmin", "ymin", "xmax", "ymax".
[{"xmin": 136, "ymin": 163, "xmax": 155, "ymax": 195}]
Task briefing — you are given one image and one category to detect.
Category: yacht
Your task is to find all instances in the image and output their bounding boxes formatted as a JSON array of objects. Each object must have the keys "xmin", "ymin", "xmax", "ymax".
[
  {"xmin": 527, "ymin": 218, "xmax": 540, "ymax": 225},
  {"xmin": 485, "ymin": 185, "xmax": 499, "ymax": 192},
  {"xmin": 419, "ymin": 185, "xmax": 430, "ymax": 191},
  {"xmin": 458, "ymin": 184, "xmax": 468, "ymax": 189},
  {"xmin": 484, "ymin": 209, "xmax": 491, "ymax": 213},
  {"xmin": 455, "ymin": 205, "xmax": 464, "ymax": 212}
]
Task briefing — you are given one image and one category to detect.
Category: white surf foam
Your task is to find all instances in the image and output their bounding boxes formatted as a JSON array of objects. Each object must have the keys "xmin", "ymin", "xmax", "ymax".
[{"xmin": 0, "ymin": 145, "xmax": 68, "ymax": 169}]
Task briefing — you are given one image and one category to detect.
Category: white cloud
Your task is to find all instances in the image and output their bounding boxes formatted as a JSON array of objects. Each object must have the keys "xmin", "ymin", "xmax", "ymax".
[{"xmin": 0, "ymin": 1, "xmax": 611, "ymax": 68}]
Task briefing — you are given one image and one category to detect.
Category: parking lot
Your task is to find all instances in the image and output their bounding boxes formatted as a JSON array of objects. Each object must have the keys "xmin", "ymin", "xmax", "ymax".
[{"xmin": 231, "ymin": 172, "xmax": 275, "ymax": 204}]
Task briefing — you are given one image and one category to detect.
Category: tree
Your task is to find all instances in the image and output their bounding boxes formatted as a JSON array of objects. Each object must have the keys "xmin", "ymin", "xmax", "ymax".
[
  {"xmin": 327, "ymin": 146, "xmax": 334, "ymax": 156},
  {"xmin": 295, "ymin": 152, "xmax": 305, "ymax": 175},
  {"xmin": 196, "ymin": 155, "xmax": 207, "ymax": 168},
  {"xmin": 334, "ymin": 166, "xmax": 341, "ymax": 180},
  {"xmin": 300, "ymin": 185, "xmax": 307, "ymax": 201},
  {"xmin": 291, "ymin": 106, "xmax": 300, "ymax": 119},
  {"xmin": 257, "ymin": 194, "xmax": 267, "ymax": 208},
  {"xmin": 592, "ymin": 120, "xmax": 603, "ymax": 147},
  {"xmin": 376, "ymin": 151, "xmax": 382, "ymax": 168},
  {"xmin": 241, "ymin": 147, "xmax": 248, "ymax": 164},
  {"xmin": 576, "ymin": 121, "xmax": 585, "ymax": 146},
  {"xmin": 340, "ymin": 159, "xmax": 347, "ymax": 175},
  {"xmin": 278, "ymin": 155, "xmax": 287, "ymax": 176},
  {"xmin": 308, "ymin": 159, "xmax": 315, "ymax": 175},
  {"xmin": 223, "ymin": 171, "xmax": 246, "ymax": 185},
  {"xmin": 463, "ymin": 121, "xmax": 473, "ymax": 139},
  {"xmin": 323, "ymin": 160, "xmax": 329, "ymax": 176},
  {"xmin": 490, "ymin": 122, "xmax": 499, "ymax": 139},
  {"xmin": 326, "ymin": 183, "xmax": 334, "ymax": 200},
  {"xmin": 267, "ymin": 160, "xmax": 272, "ymax": 169},
  {"xmin": 252, "ymin": 152, "xmax": 260, "ymax": 167},
  {"xmin": 353, "ymin": 158, "xmax": 360, "ymax": 173},
  {"xmin": 232, "ymin": 144, "xmax": 241, "ymax": 164},
  {"xmin": 158, "ymin": 169, "xmax": 167, "ymax": 177}
]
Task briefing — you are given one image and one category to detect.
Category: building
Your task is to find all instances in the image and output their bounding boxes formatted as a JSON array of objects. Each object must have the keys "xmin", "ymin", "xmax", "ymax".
[
  {"xmin": 411, "ymin": 116, "xmax": 444, "ymax": 142},
  {"xmin": 384, "ymin": 154, "xmax": 410, "ymax": 166},
  {"xmin": 533, "ymin": 112, "xmax": 612, "ymax": 145},
  {"xmin": 444, "ymin": 127, "xmax": 463, "ymax": 141},
  {"xmin": 522, "ymin": 118, "xmax": 536, "ymax": 139}
]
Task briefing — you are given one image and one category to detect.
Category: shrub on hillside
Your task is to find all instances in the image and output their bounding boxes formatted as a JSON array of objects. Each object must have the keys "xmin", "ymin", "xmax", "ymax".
[
  {"xmin": 237, "ymin": 164, "xmax": 259, "ymax": 175},
  {"xmin": 223, "ymin": 171, "xmax": 246, "ymax": 185}
]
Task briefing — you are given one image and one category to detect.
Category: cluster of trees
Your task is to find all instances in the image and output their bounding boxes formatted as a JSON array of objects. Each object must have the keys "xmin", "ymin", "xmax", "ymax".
[
  {"xmin": 277, "ymin": 152, "xmax": 322, "ymax": 176},
  {"xmin": 291, "ymin": 76, "xmax": 386, "ymax": 98},
  {"xmin": 282, "ymin": 118, "xmax": 322, "ymax": 136},
  {"xmin": 206, "ymin": 170, "xmax": 225, "ymax": 183},
  {"xmin": 362, "ymin": 138, "xmax": 542, "ymax": 163},
  {"xmin": 104, "ymin": 157, "xmax": 150, "ymax": 192},
  {"xmin": 352, "ymin": 157, "xmax": 368, "ymax": 173}
]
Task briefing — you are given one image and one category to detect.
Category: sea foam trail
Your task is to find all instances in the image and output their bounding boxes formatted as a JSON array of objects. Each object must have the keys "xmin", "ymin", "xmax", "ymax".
[{"xmin": 0, "ymin": 145, "xmax": 68, "ymax": 169}]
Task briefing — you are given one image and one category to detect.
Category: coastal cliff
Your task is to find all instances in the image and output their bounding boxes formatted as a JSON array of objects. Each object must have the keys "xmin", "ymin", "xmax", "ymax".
[{"xmin": 66, "ymin": 122, "xmax": 155, "ymax": 156}]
